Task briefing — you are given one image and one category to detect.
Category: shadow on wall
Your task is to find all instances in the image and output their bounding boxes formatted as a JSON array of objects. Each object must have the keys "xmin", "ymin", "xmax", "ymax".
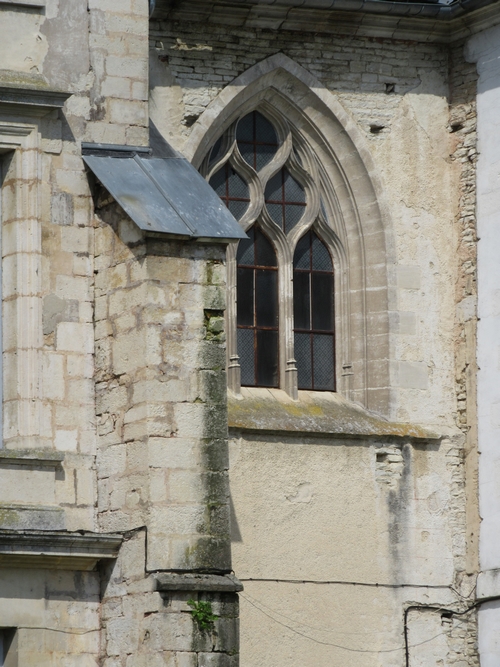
[{"xmin": 230, "ymin": 493, "xmax": 242, "ymax": 543}]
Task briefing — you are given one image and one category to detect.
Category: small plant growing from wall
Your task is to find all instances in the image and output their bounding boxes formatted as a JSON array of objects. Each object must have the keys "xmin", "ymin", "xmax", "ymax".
[{"xmin": 187, "ymin": 599, "xmax": 218, "ymax": 632}]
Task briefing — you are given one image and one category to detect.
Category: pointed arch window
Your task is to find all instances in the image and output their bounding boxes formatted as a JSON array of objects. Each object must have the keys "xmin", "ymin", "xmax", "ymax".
[
  {"xmin": 202, "ymin": 108, "xmax": 337, "ymax": 398},
  {"xmin": 237, "ymin": 226, "xmax": 279, "ymax": 387},
  {"xmin": 293, "ymin": 231, "xmax": 335, "ymax": 391}
]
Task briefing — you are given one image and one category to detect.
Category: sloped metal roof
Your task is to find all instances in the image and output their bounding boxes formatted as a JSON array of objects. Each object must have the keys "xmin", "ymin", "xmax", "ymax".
[{"xmin": 82, "ymin": 140, "xmax": 246, "ymax": 243}]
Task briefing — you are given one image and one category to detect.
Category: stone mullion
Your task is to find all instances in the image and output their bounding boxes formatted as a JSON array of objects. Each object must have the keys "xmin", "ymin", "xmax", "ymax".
[
  {"xmin": 226, "ymin": 243, "xmax": 240, "ymax": 394},
  {"xmin": 280, "ymin": 246, "xmax": 297, "ymax": 399}
]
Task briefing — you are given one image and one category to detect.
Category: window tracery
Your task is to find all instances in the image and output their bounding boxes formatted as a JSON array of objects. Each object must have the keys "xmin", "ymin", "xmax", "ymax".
[{"xmin": 201, "ymin": 108, "xmax": 337, "ymax": 399}]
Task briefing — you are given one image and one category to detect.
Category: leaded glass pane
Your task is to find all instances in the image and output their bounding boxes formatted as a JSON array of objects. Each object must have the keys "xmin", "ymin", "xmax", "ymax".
[
  {"xmin": 284, "ymin": 169, "xmax": 305, "ymax": 203},
  {"xmin": 256, "ymin": 330, "xmax": 279, "ymax": 387},
  {"xmin": 209, "ymin": 136, "xmax": 223, "ymax": 165},
  {"xmin": 256, "ymin": 270, "xmax": 278, "ymax": 327},
  {"xmin": 236, "ymin": 114, "xmax": 253, "ymax": 143},
  {"xmin": 293, "ymin": 271, "xmax": 310, "ymax": 330},
  {"xmin": 209, "ymin": 168, "xmax": 226, "ymax": 197},
  {"xmin": 266, "ymin": 203, "xmax": 283, "ymax": 227},
  {"xmin": 256, "ymin": 144, "xmax": 277, "ymax": 172},
  {"xmin": 265, "ymin": 172, "xmax": 282, "ymax": 201},
  {"xmin": 238, "ymin": 142, "xmax": 254, "ymax": 167},
  {"xmin": 312, "ymin": 273, "xmax": 334, "ymax": 331},
  {"xmin": 294, "ymin": 234, "xmax": 310, "ymax": 270},
  {"xmin": 313, "ymin": 334, "xmax": 335, "ymax": 390},
  {"xmin": 237, "ymin": 267, "xmax": 254, "ymax": 327},
  {"xmin": 236, "ymin": 110, "xmax": 278, "ymax": 171},
  {"xmin": 312, "ymin": 233, "xmax": 332, "ymax": 271},
  {"xmin": 255, "ymin": 111, "xmax": 278, "ymax": 144},
  {"xmin": 229, "ymin": 200, "xmax": 249, "ymax": 221},
  {"xmin": 228, "ymin": 169, "xmax": 249, "ymax": 199},
  {"xmin": 295, "ymin": 333, "xmax": 312, "ymax": 390},
  {"xmin": 237, "ymin": 226, "xmax": 255, "ymax": 266},
  {"xmin": 238, "ymin": 328, "xmax": 255, "ymax": 386},
  {"xmin": 284, "ymin": 204, "xmax": 304, "ymax": 233},
  {"xmin": 255, "ymin": 228, "xmax": 277, "ymax": 267}
]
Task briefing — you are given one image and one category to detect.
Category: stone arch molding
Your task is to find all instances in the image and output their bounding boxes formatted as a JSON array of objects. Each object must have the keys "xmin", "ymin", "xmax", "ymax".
[{"xmin": 184, "ymin": 53, "xmax": 394, "ymax": 415}]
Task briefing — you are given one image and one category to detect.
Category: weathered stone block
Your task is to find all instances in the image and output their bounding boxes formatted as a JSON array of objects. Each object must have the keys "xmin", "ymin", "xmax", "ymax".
[
  {"xmin": 106, "ymin": 617, "xmax": 141, "ymax": 656},
  {"xmin": 57, "ymin": 322, "xmax": 94, "ymax": 353}
]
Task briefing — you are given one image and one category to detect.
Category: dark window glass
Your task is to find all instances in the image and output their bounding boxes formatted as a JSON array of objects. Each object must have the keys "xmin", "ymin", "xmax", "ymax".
[
  {"xmin": 237, "ymin": 226, "xmax": 255, "ymax": 266},
  {"xmin": 313, "ymin": 334, "xmax": 335, "ymax": 391},
  {"xmin": 312, "ymin": 273, "xmax": 334, "ymax": 331},
  {"xmin": 256, "ymin": 269, "xmax": 278, "ymax": 327},
  {"xmin": 209, "ymin": 163, "xmax": 249, "ymax": 221},
  {"xmin": 293, "ymin": 230, "xmax": 335, "ymax": 391},
  {"xmin": 237, "ymin": 267, "xmax": 254, "ymax": 327},
  {"xmin": 312, "ymin": 233, "xmax": 332, "ymax": 271},
  {"xmin": 209, "ymin": 136, "xmax": 223, "ymax": 165},
  {"xmin": 238, "ymin": 328, "xmax": 255, "ymax": 386},
  {"xmin": 293, "ymin": 271, "xmax": 310, "ymax": 330},
  {"xmin": 255, "ymin": 227, "xmax": 278, "ymax": 267},
  {"xmin": 265, "ymin": 167, "xmax": 306, "ymax": 233},
  {"xmin": 236, "ymin": 111, "xmax": 279, "ymax": 171},
  {"xmin": 294, "ymin": 333, "xmax": 312, "ymax": 388},
  {"xmin": 257, "ymin": 330, "xmax": 279, "ymax": 387},
  {"xmin": 236, "ymin": 226, "xmax": 279, "ymax": 387}
]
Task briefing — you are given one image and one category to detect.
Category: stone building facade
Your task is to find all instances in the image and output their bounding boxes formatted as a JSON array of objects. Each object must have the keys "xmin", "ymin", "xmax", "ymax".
[{"xmin": 0, "ymin": 0, "xmax": 500, "ymax": 665}]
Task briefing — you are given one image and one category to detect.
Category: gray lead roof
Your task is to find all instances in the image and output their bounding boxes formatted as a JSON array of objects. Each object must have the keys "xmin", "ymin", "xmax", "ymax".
[{"xmin": 82, "ymin": 139, "xmax": 247, "ymax": 243}]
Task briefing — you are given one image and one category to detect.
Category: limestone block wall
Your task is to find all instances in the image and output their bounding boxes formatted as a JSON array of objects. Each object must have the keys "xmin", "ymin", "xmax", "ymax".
[
  {"xmin": 0, "ymin": 567, "xmax": 101, "ymax": 666},
  {"xmin": 0, "ymin": 0, "xmax": 150, "ymax": 530},
  {"xmin": 93, "ymin": 202, "xmax": 231, "ymax": 572},
  {"xmin": 92, "ymin": 200, "xmax": 236, "ymax": 665},
  {"xmin": 101, "ymin": 531, "xmax": 239, "ymax": 667}
]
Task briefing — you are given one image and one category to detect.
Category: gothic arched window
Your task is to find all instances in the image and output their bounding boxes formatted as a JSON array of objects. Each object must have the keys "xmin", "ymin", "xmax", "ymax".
[
  {"xmin": 202, "ymin": 108, "xmax": 337, "ymax": 398},
  {"xmin": 236, "ymin": 225, "xmax": 279, "ymax": 387},
  {"xmin": 293, "ymin": 230, "xmax": 335, "ymax": 391}
]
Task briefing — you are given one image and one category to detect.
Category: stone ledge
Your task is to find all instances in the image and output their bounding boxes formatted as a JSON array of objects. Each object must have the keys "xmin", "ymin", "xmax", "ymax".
[
  {"xmin": 228, "ymin": 388, "xmax": 440, "ymax": 441},
  {"xmin": 156, "ymin": 573, "xmax": 243, "ymax": 593},
  {"xmin": 0, "ymin": 0, "xmax": 45, "ymax": 7},
  {"xmin": 0, "ymin": 529, "xmax": 122, "ymax": 571},
  {"xmin": 0, "ymin": 80, "xmax": 70, "ymax": 117},
  {"xmin": 0, "ymin": 449, "xmax": 64, "ymax": 467}
]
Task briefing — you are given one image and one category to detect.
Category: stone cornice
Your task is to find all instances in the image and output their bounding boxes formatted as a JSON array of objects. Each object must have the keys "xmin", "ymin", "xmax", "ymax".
[
  {"xmin": 0, "ymin": 530, "xmax": 123, "ymax": 570},
  {"xmin": 0, "ymin": 449, "xmax": 64, "ymax": 467},
  {"xmin": 0, "ymin": 84, "xmax": 70, "ymax": 117},
  {"xmin": 152, "ymin": 0, "xmax": 500, "ymax": 42},
  {"xmin": 0, "ymin": 0, "xmax": 45, "ymax": 7},
  {"xmin": 156, "ymin": 572, "xmax": 244, "ymax": 593}
]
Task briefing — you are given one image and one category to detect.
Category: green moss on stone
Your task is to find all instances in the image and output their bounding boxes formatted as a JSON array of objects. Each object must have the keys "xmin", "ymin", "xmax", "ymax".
[{"xmin": 228, "ymin": 388, "xmax": 440, "ymax": 440}]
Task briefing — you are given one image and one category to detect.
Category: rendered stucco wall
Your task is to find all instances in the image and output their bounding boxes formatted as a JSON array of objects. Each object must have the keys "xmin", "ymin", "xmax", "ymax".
[{"xmin": 466, "ymin": 24, "xmax": 500, "ymax": 667}]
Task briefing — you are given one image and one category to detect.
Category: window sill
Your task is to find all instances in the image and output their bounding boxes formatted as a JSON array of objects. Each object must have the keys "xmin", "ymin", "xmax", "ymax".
[{"xmin": 228, "ymin": 387, "xmax": 439, "ymax": 441}]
